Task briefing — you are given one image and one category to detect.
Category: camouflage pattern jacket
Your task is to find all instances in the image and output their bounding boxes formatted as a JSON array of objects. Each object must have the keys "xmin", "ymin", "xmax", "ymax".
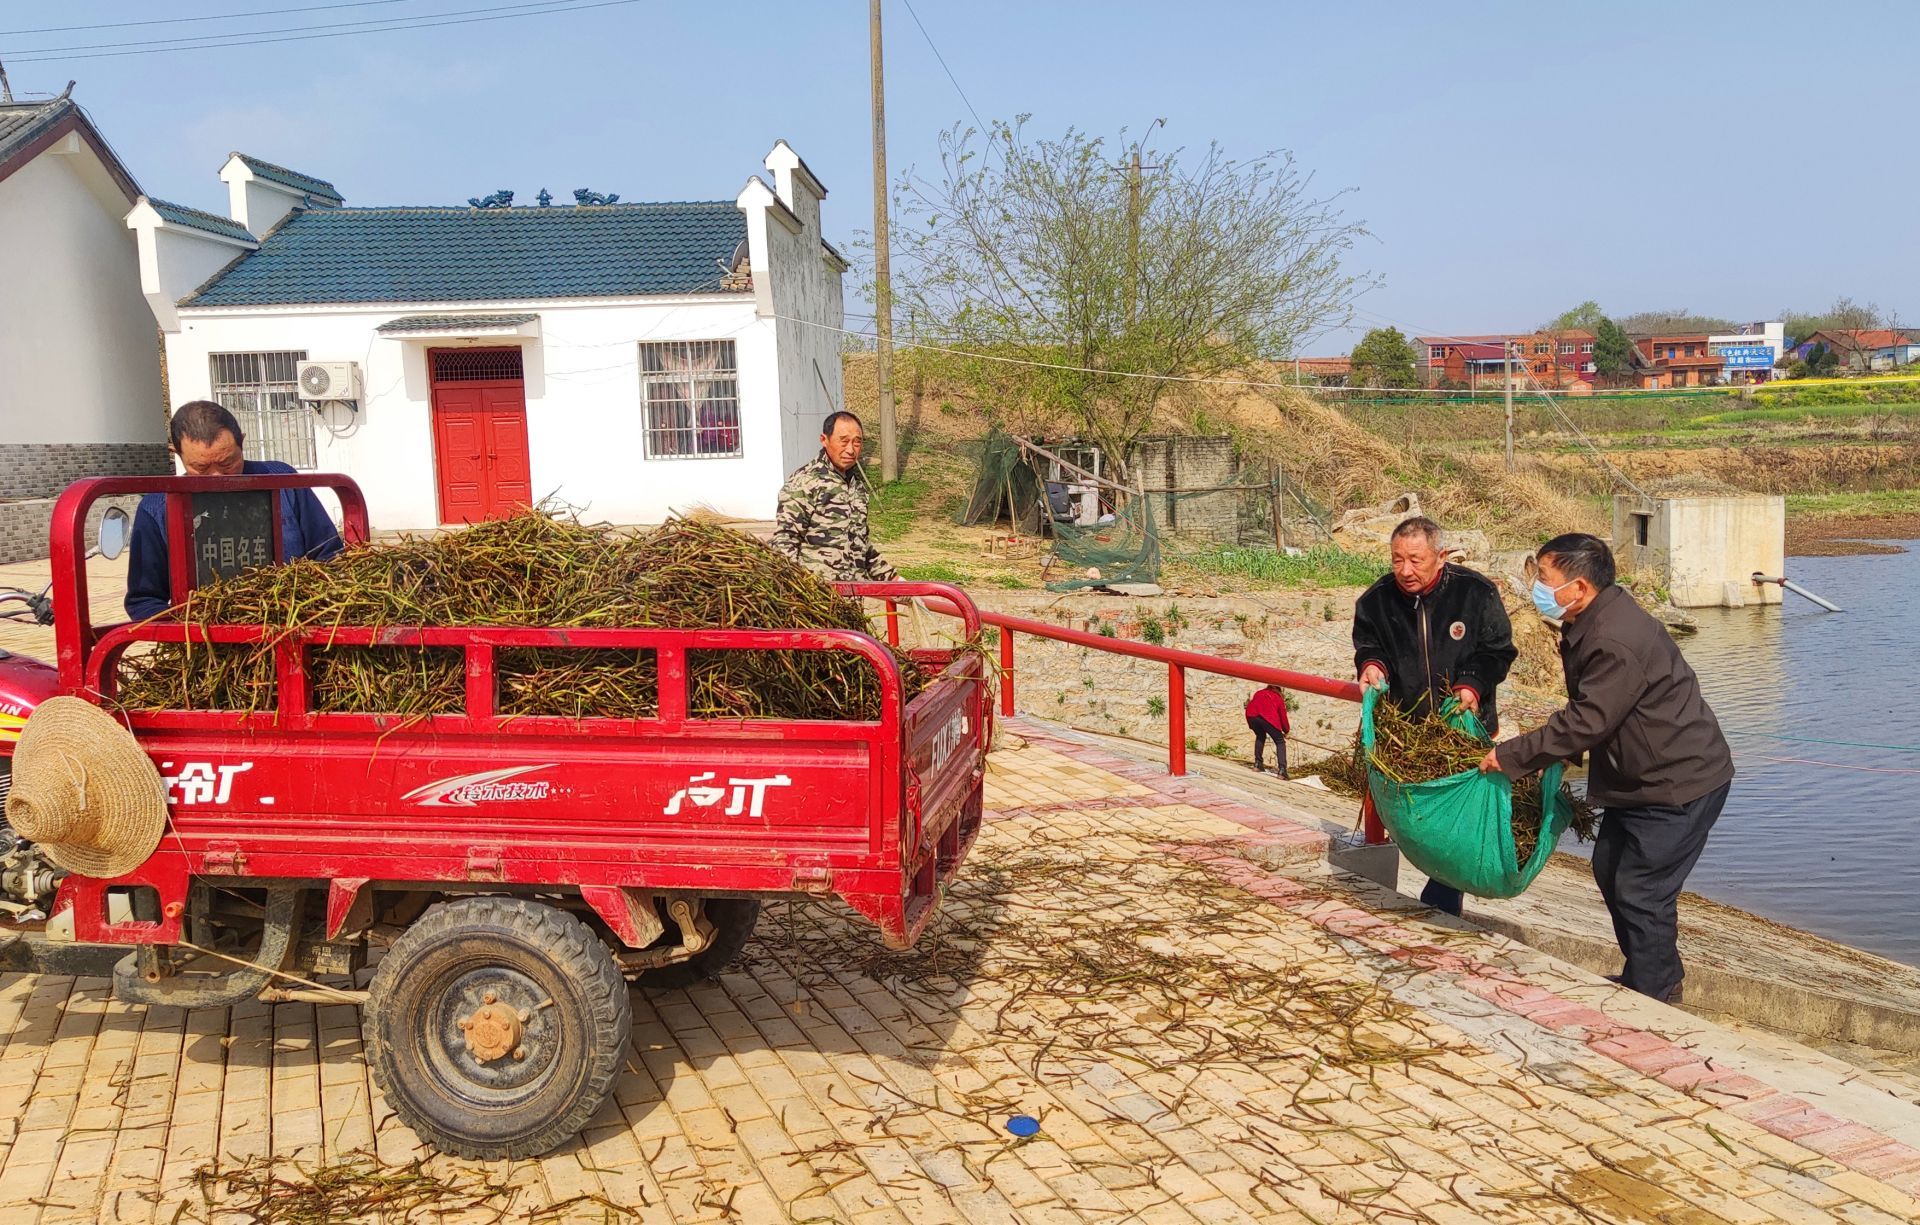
[{"xmin": 771, "ymin": 452, "xmax": 897, "ymax": 583}]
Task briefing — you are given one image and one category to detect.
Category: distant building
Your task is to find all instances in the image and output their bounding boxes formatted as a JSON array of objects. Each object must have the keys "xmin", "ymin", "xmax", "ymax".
[
  {"xmin": 1635, "ymin": 321, "xmax": 1784, "ymax": 388},
  {"xmin": 1289, "ymin": 356, "xmax": 1350, "ymax": 387},
  {"xmin": 1417, "ymin": 336, "xmax": 1509, "ymax": 388},
  {"xmin": 1415, "ymin": 330, "xmax": 1593, "ymax": 391},
  {"xmin": 1790, "ymin": 329, "xmax": 1920, "ymax": 373}
]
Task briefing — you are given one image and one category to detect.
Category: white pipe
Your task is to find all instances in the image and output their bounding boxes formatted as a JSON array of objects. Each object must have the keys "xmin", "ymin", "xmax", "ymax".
[{"xmin": 1752, "ymin": 573, "xmax": 1843, "ymax": 613}]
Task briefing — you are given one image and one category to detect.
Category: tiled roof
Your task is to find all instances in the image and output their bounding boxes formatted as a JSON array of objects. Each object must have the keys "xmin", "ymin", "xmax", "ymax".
[
  {"xmin": 147, "ymin": 197, "xmax": 256, "ymax": 243},
  {"xmin": 232, "ymin": 152, "xmax": 342, "ymax": 202},
  {"xmin": 1809, "ymin": 328, "xmax": 1916, "ymax": 350},
  {"xmin": 377, "ymin": 313, "xmax": 538, "ymax": 333},
  {"xmin": 186, "ymin": 202, "xmax": 748, "ymax": 307},
  {"xmin": 0, "ymin": 99, "xmax": 71, "ymax": 167}
]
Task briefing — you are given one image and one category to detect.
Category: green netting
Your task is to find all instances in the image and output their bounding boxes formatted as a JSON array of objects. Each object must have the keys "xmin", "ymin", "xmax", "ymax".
[
  {"xmin": 1046, "ymin": 497, "xmax": 1161, "ymax": 591},
  {"xmin": 956, "ymin": 431, "xmax": 1045, "ymax": 535},
  {"xmin": 1359, "ymin": 688, "xmax": 1572, "ymax": 899}
]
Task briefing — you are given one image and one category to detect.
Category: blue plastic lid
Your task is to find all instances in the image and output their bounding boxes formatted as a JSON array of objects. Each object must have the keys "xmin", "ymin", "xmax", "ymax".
[{"xmin": 1006, "ymin": 1115, "xmax": 1040, "ymax": 1137}]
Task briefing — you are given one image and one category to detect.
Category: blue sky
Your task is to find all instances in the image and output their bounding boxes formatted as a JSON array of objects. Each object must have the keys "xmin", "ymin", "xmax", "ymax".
[{"xmin": 10, "ymin": 0, "xmax": 1916, "ymax": 351}]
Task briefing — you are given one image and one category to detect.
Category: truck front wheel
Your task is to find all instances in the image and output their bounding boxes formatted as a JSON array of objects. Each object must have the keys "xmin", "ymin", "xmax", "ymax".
[{"xmin": 364, "ymin": 896, "xmax": 630, "ymax": 1159}]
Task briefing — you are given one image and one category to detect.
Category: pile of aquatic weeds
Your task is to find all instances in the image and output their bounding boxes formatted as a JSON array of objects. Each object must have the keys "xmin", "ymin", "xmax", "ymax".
[{"xmin": 115, "ymin": 512, "xmax": 939, "ymax": 722}]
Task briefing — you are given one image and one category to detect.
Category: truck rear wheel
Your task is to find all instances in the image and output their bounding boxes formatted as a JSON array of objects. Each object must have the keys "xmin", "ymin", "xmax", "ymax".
[
  {"xmin": 364, "ymin": 896, "xmax": 630, "ymax": 1159},
  {"xmin": 637, "ymin": 897, "xmax": 761, "ymax": 989}
]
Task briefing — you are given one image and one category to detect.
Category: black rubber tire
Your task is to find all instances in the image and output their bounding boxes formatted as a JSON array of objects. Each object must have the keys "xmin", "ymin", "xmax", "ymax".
[
  {"xmin": 636, "ymin": 898, "xmax": 762, "ymax": 990},
  {"xmin": 364, "ymin": 896, "xmax": 630, "ymax": 1160}
]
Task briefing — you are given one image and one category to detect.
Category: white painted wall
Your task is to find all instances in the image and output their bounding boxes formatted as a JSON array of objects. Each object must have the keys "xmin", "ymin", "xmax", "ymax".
[
  {"xmin": 759, "ymin": 144, "xmax": 847, "ymax": 477},
  {"xmin": 166, "ymin": 295, "xmax": 784, "ymax": 530},
  {"xmin": 0, "ymin": 140, "xmax": 164, "ymax": 445}
]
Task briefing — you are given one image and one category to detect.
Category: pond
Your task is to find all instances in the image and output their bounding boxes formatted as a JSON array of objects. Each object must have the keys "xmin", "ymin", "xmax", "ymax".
[{"xmin": 1637, "ymin": 545, "xmax": 1920, "ymax": 967}]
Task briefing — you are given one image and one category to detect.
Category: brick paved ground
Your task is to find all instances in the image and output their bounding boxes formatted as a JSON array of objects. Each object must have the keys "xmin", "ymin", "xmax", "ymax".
[{"xmin": 3, "ymin": 716, "xmax": 1920, "ymax": 1221}]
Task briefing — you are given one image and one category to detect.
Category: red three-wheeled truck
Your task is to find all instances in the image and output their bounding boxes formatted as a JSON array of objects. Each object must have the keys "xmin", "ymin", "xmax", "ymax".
[{"xmin": 0, "ymin": 474, "xmax": 989, "ymax": 1158}]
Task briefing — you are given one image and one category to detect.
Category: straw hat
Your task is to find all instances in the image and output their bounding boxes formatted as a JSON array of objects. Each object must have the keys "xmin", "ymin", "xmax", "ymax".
[{"xmin": 4, "ymin": 697, "xmax": 167, "ymax": 879}]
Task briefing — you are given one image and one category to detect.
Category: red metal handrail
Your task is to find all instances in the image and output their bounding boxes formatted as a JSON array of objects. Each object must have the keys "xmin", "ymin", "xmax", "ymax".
[{"xmin": 901, "ymin": 595, "xmax": 1385, "ymax": 844}]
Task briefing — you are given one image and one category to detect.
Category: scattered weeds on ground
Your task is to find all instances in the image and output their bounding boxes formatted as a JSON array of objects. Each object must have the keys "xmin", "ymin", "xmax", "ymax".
[
  {"xmin": 185, "ymin": 1155, "xmax": 542, "ymax": 1224},
  {"xmin": 1171, "ymin": 545, "xmax": 1381, "ymax": 590}
]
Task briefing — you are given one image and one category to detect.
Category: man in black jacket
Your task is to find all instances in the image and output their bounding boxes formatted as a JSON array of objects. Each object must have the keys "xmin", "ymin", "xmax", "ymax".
[
  {"xmin": 1353, "ymin": 516, "xmax": 1517, "ymax": 915},
  {"xmin": 1482, "ymin": 533, "xmax": 1733, "ymax": 1005}
]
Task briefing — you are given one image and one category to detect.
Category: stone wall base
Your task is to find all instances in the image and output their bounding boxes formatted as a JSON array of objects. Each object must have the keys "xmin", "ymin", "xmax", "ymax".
[{"xmin": 0, "ymin": 442, "xmax": 169, "ymax": 500}]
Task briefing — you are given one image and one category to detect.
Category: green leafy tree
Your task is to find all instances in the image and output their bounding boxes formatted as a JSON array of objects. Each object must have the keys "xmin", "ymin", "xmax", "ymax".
[
  {"xmin": 1592, "ymin": 317, "xmax": 1635, "ymax": 385},
  {"xmin": 1348, "ymin": 326, "xmax": 1419, "ymax": 390},
  {"xmin": 1545, "ymin": 300, "xmax": 1607, "ymax": 331},
  {"xmin": 883, "ymin": 118, "xmax": 1371, "ymax": 486},
  {"xmin": 1803, "ymin": 342, "xmax": 1840, "ymax": 377}
]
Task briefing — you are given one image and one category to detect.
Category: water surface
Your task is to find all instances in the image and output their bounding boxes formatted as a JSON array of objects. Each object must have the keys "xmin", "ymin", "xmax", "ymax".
[{"xmin": 1599, "ymin": 545, "xmax": 1920, "ymax": 966}]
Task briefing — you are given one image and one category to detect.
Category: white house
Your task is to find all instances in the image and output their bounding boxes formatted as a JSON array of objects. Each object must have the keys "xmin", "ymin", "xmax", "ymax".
[
  {"xmin": 128, "ymin": 142, "xmax": 847, "ymax": 530},
  {"xmin": 0, "ymin": 88, "xmax": 167, "ymax": 562}
]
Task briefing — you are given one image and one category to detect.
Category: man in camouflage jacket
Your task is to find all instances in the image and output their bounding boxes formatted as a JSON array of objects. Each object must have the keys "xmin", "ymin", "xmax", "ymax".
[{"xmin": 772, "ymin": 411, "xmax": 898, "ymax": 583}]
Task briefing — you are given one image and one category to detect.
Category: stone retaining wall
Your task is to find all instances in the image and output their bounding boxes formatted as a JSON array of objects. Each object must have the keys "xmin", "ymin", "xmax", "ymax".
[{"xmin": 964, "ymin": 590, "xmax": 1367, "ymax": 770}]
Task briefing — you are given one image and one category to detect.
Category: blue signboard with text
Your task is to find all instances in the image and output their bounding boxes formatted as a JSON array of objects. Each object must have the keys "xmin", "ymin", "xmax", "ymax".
[{"xmin": 1719, "ymin": 345, "xmax": 1774, "ymax": 369}]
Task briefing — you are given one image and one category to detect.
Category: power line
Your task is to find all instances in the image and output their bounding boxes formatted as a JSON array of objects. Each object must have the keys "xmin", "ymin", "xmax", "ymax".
[
  {"xmin": 898, "ymin": 0, "xmax": 987, "ymax": 137},
  {"xmin": 3, "ymin": 0, "xmax": 639, "ymax": 62},
  {"xmin": 6, "ymin": 0, "xmax": 584, "ymax": 57},
  {"xmin": 1, "ymin": 1, "xmax": 418, "ymax": 37}
]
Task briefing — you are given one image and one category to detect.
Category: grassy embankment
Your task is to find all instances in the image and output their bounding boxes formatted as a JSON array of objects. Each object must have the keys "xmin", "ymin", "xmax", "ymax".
[{"xmin": 844, "ymin": 353, "xmax": 1920, "ymax": 590}]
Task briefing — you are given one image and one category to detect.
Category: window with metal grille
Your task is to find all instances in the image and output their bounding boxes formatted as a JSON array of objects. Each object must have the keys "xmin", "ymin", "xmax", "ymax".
[
  {"xmin": 639, "ymin": 340, "xmax": 740, "ymax": 459},
  {"xmin": 208, "ymin": 351, "xmax": 314, "ymax": 468},
  {"xmin": 431, "ymin": 348, "xmax": 524, "ymax": 382}
]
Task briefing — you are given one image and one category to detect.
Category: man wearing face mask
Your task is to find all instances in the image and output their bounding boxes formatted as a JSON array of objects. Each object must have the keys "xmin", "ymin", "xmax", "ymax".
[
  {"xmin": 771, "ymin": 410, "xmax": 897, "ymax": 583},
  {"xmin": 1480, "ymin": 533, "xmax": 1733, "ymax": 1005},
  {"xmin": 1352, "ymin": 516, "xmax": 1517, "ymax": 916}
]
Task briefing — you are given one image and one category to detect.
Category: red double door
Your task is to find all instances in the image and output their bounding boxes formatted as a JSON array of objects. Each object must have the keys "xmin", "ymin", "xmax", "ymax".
[{"xmin": 429, "ymin": 348, "xmax": 532, "ymax": 524}]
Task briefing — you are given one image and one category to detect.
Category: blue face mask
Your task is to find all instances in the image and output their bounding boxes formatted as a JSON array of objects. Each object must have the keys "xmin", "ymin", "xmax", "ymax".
[{"xmin": 1531, "ymin": 578, "xmax": 1575, "ymax": 620}]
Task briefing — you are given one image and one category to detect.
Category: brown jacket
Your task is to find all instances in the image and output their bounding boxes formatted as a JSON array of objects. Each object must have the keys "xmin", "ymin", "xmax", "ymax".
[{"xmin": 1495, "ymin": 583, "xmax": 1733, "ymax": 808}]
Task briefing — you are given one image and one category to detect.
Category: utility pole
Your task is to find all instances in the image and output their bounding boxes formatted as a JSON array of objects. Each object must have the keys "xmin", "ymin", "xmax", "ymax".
[
  {"xmin": 1503, "ymin": 339, "xmax": 1516, "ymax": 471},
  {"xmin": 868, "ymin": 0, "xmax": 898, "ymax": 481},
  {"xmin": 1122, "ymin": 123, "xmax": 1162, "ymax": 329},
  {"xmin": 1126, "ymin": 148, "xmax": 1142, "ymax": 328}
]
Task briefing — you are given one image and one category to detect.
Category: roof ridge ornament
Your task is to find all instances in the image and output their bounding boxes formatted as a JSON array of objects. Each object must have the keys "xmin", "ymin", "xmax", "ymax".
[
  {"xmin": 467, "ymin": 189, "xmax": 514, "ymax": 209},
  {"xmin": 572, "ymin": 188, "xmax": 619, "ymax": 206},
  {"xmin": 537, "ymin": 188, "xmax": 552, "ymax": 207}
]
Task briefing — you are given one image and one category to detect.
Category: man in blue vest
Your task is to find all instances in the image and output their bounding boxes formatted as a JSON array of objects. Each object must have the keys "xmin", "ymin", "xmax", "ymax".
[{"xmin": 124, "ymin": 401, "xmax": 343, "ymax": 621}]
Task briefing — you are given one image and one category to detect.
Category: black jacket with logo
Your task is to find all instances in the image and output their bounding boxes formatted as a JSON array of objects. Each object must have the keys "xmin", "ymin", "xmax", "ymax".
[{"xmin": 1352, "ymin": 563, "xmax": 1518, "ymax": 735}]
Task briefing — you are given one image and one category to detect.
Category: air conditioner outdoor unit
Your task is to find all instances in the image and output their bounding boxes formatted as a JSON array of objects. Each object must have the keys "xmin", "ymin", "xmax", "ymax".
[{"xmin": 297, "ymin": 360, "xmax": 361, "ymax": 402}]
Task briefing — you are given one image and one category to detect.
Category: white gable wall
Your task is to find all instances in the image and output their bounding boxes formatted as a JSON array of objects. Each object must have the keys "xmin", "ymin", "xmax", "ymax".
[
  {"xmin": 0, "ymin": 143, "xmax": 163, "ymax": 446},
  {"xmin": 166, "ymin": 296, "xmax": 781, "ymax": 530},
  {"xmin": 756, "ymin": 149, "xmax": 847, "ymax": 479}
]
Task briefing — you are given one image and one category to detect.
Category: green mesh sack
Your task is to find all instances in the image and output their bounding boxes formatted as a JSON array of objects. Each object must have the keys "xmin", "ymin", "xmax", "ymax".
[{"xmin": 1360, "ymin": 687, "xmax": 1572, "ymax": 899}]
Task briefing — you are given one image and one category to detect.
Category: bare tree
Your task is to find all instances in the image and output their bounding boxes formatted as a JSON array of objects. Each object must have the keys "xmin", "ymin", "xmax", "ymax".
[{"xmin": 882, "ymin": 118, "xmax": 1371, "ymax": 486}]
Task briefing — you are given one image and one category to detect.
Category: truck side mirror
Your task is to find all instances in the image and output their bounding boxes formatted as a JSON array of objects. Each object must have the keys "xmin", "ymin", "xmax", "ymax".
[{"xmin": 97, "ymin": 508, "xmax": 130, "ymax": 561}]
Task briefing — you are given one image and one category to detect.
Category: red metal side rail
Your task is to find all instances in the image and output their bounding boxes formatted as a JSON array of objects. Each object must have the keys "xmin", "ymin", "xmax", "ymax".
[{"xmin": 900, "ymin": 596, "xmax": 1387, "ymax": 845}]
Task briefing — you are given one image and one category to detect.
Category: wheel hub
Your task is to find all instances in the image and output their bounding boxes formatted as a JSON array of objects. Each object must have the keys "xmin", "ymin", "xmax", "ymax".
[{"xmin": 459, "ymin": 999, "xmax": 526, "ymax": 1063}]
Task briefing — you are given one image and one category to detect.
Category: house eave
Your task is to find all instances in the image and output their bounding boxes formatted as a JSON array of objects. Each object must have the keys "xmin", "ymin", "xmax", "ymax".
[{"xmin": 174, "ymin": 290, "xmax": 759, "ymax": 318}]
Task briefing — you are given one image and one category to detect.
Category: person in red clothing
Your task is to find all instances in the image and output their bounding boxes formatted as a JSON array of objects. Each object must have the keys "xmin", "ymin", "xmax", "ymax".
[{"xmin": 1244, "ymin": 684, "xmax": 1290, "ymax": 777}]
